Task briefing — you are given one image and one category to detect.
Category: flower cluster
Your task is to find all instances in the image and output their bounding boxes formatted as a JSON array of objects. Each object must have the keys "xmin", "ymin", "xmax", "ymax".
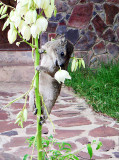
[{"xmin": 3, "ymin": 0, "xmax": 55, "ymax": 44}]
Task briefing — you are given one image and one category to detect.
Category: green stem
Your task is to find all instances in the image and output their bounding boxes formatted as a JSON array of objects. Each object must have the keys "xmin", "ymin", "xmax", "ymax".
[{"xmin": 35, "ymin": 37, "xmax": 42, "ymax": 160}]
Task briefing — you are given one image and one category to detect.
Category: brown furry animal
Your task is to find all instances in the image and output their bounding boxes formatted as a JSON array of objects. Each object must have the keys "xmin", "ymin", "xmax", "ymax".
[{"xmin": 29, "ymin": 37, "xmax": 74, "ymax": 124}]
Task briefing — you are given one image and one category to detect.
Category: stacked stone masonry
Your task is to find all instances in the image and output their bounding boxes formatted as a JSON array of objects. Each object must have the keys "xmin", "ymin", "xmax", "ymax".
[{"xmin": 41, "ymin": 0, "xmax": 119, "ymax": 67}]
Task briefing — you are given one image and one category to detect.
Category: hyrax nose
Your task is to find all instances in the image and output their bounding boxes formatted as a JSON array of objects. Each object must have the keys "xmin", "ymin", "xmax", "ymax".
[{"xmin": 60, "ymin": 63, "xmax": 65, "ymax": 68}]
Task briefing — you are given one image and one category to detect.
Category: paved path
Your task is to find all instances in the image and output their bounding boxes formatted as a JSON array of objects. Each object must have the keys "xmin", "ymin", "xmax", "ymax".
[{"xmin": 0, "ymin": 82, "xmax": 119, "ymax": 160}]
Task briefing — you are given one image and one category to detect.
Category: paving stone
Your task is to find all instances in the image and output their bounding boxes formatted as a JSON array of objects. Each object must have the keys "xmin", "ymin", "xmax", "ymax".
[
  {"xmin": 65, "ymin": 29, "xmax": 79, "ymax": 45},
  {"xmin": 113, "ymin": 152, "xmax": 119, "ymax": 158},
  {"xmin": 107, "ymin": 43, "xmax": 119, "ymax": 57},
  {"xmin": 94, "ymin": 118, "xmax": 111, "ymax": 125},
  {"xmin": 74, "ymin": 51, "xmax": 88, "ymax": 58},
  {"xmin": 68, "ymin": 0, "xmax": 78, "ymax": 6},
  {"xmin": 52, "ymin": 110, "xmax": 80, "ymax": 118},
  {"xmin": 11, "ymin": 103, "xmax": 29, "ymax": 110},
  {"xmin": 40, "ymin": 32, "xmax": 48, "ymax": 46},
  {"xmin": 3, "ymin": 137, "xmax": 29, "ymax": 149},
  {"xmin": 92, "ymin": 14, "xmax": 107, "ymax": 37},
  {"xmin": 55, "ymin": 0, "xmax": 68, "ymax": 12},
  {"xmin": 60, "ymin": 91, "xmax": 72, "ymax": 97},
  {"xmin": 26, "ymin": 126, "xmax": 48, "ymax": 135},
  {"xmin": 107, "ymin": 0, "xmax": 119, "ymax": 4},
  {"xmin": 68, "ymin": 3, "xmax": 93, "ymax": 29},
  {"xmin": 76, "ymin": 137, "xmax": 89, "ymax": 145},
  {"xmin": 0, "ymin": 92, "xmax": 15, "ymax": 98},
  {"xmin": 0, "ymin": 152, "xmax": 21, "ymax": 160},
  {"xmin": 54, "ymin": 116, "xmax": 91, "ymax": 127},
  {"xmin": 93, "ymin": 41, "xmax": 106, "ymax": 55},
  {"xmin": 102, "ymin": 28, "xmax": 118, "ymax": 42},
  {"xmin": 99, "ymin": 138, "xmax": 115, "ymax": 151},
  {"xmin": 0, "ymin": 110, "xmax": 9, "ymax": 120},
  {"xmin": 46, "ymin": 22, "xmax": 57, "ymax": 33},
  {"xmin": 13, "ymin": 146, "xmax": 37, "ymax": 157},
  {"xmin": 104, "ymin": 3, "xmax": 119, "ymax": 25},
  {"xmin": 1, "ymin": 131, "xmax": 18, "ymax": 136},
  {"xmin": 95, "ymin": 4, "xmax": 103, "ymax": 12},
  {"xmin": 55, "ymin": 129, "xmax": 84, "ymax": 140},
  {"xmin": 49, "ymin": 13, "xmax": 63, "ymax": 22},
  {"xmin": 88, "ymin": 0, "xmax": 104, "ymax": 2},
  {"xmin": 63, "ymin": 97, "xmax": 77, "ymax": 103},
  {"xmin": 52, "ymin": 104, "xmax": 71, "ymax": 110},
  {"xmin": 89, "ymin": 126, "xmax": 119, "ymax": 137},
  {"xmin": 56, "ymin": 25, "xmax": 67, "ymax": 35},
  {"xmin": 97, "ymin": 54, "xmax": 113, "ymax": 64},
  {"xmin": 48, "ymin": 33, "xmax": 56, "ymax": 41},
  {"xmin": 75, "ymin": 31, "xmax": 97, "ymax": 51},
  {"xmin": 77, "ymin": 151, "xmax": 111, "ymax": 159}
]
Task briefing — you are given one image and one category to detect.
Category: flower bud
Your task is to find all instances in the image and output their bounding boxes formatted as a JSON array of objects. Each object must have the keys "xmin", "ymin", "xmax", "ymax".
[
  {"xmin": 25, "ymin": 10, "xmax": 37, "ymax": 24},
  {"xmin": 44, "ymin": 5, "xmax": 54, "ymax": 18},
  {"xmin": 30, "ymin": 24, "xmax": 39, "ymax": 38},
  {"xmin": 36, "ymin": 17, "xmax": 48, "ymax": 32},
  {"xmin": 8, "ymin": 29, "xmax": 17, "ymax": 44},
  {"xmin": 21, "ymin": 25, "xmax": 31, "ymax": 41}
]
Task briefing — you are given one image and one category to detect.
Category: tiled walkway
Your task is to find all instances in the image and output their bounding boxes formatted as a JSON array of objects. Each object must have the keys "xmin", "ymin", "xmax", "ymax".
[{"xmin": 0, "ymin": 82, "xmax": 119, "ymax": 160}]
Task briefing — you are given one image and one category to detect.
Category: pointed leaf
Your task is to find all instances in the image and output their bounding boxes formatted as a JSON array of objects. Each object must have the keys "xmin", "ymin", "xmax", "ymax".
[
  {"xmin": 23, "ymin": 108, "xmax": 27, "ymax": 122},
  {"xmin": 2, "ymin": 18, "xmax": 10, "ymax": 31},
  {"xmin": 2, "ymin": 6, "xmax": 7, "ymax": 15},
  {"xmin": 96, "ymin": 141, "xmax": 102, "ymax": 150},
  {"xmin": 71, "ymin": 58, "xmax": 76, "ymax": 72},
  {"xmin": 78, "ymin": 60, "xmax": 82, "ymax": 69},
  {"xmin": 0, "ymin": 6, "xmax": 4, "ymax": 15},
  {"xmin": 87, "ymin": 144, "xmax": 93, "ymax": 159},
  {"xmin": 81, "ymin": 59, "xmax": 85, "ymax": 68},
  {"xmin": 23, "ymin": 154, "xmax": 29, "ymax": 160},
  {"xmin": 74, "ymin": 61, "xmax": 78, "ymax": 71},
  {"xmin": 0, "ymin": 14, "xmax": 8, "ymax": 19}
]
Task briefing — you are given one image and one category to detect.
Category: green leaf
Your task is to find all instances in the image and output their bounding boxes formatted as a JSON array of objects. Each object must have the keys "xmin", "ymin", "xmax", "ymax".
[
  {"xmin": 23, "ymin": 108, "xmax": 27, "ymax": 122},
  {"xmin": 0, "ymin": 2, "xmax": 3, "ymax": 6},
  {"xmin": 54, "ymin": 7, "xmax": 57, "ymax": 17},
  {"xmin": 81, "ymin": 59, "xmax": 85, "ymax": 68},
  {"xmin": 96, "ymin": 141, "xmax": 102, "ymax": 150},
  {"xmin": 87, "ymin": 144, "xmax": 93, "ymax": 159},
  {"xmin": 0, "ymin": 14, "xmax": 8, "ymax": 19},
  {"xmin": 15, "ymin": 118, "xmax": 20, "ymax": 124},
  {"xmin": 74, "ymin": 61, "xmax": 78, "ymax": 71},
  {"xmin": 71, "ymin": 58, "xmax": 76, "ymax": 72},
  {"xmin": 78, "ymin": 60, "xmax": 82, "ymax": 69},
  {"xmin": 93, "ymin": 140, "xmax": 96, "ymax": 143},
  {"xmin": 72, "ymin": 155, "xmax": 79, "ymax": 160},
  {"xmin": 2, "ymin": 18, "xmax": 10, "ymax": 31},
  {"xmin": 0, "ymin": 6, "xmax": 4, "ymax": 15},
  {"xmin": 16, "ymin": 111, "xmax": 22, "ymax": 119},
  {"xmin": 23, "ymin": 154, "xmax": 29, "ymax": 160},
  {"xmin": 2, "ymin": 6, "xmax": 7, "ymax": 15}
]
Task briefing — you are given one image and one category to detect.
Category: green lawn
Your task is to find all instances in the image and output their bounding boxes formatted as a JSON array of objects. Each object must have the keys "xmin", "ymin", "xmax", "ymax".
[{"xmin": 65, "ymin": 62, "xmax": 119, "ymax": 121}]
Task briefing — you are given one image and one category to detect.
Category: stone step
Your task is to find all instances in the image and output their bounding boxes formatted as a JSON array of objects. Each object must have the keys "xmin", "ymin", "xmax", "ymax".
[{"xmin": 0, "ymin": 51, "xmax": 34, "ymax": 82}]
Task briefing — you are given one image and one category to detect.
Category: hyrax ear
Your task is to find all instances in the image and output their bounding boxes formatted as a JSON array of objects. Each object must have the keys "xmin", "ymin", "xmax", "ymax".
[{"xmin": 66, "ymin": 40, "xmax": 74, "ymax": 56}]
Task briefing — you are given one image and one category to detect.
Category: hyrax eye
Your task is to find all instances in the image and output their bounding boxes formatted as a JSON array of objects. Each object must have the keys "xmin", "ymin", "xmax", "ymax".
[{"xmin": 61, "ymin": 52, "xmax": 64, "ymax": 57}]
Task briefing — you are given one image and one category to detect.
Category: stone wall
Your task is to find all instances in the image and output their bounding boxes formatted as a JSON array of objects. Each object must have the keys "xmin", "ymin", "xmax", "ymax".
[{"xmin": 41, "ymin": 0, "xmax": 119, "ymax": 68}]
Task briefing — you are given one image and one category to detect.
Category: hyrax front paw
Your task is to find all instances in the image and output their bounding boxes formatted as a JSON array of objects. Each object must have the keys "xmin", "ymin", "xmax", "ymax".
[
  {"xmin": 36, "ymin": 65, "xmax": 40, "ymax": 71},
  {"xmin": 39, "ymin": 115, "xmax": 46, "ymax": 125},
  {"xmin": 39, "ymin": 49, "xmax": 46, "ymax": 54}
]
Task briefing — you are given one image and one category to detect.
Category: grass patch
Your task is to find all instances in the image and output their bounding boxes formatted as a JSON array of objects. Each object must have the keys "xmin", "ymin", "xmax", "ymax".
[{"xmin": 65, "ymin": 62, "xmax": 119, "ymax": 121}]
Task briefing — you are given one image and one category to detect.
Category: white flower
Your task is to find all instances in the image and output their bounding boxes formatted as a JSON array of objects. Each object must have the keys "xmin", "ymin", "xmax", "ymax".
[
  {"xmin": 21, "ymin": 25, "xmax": 31, "ymax": 40},
  {"xmin": 30, "ymin": 24, "xmax": 39, "ymax": 38},
  {"xmin": 42, "ymin": 0, "xmax": 49, "ymax": 10},
  {"xmin": 54, "ymin": 70, "xmax": 71, "ymax": 84},
  {"xmin": 10, "ymin": 11, "xmax": 21, "ymax": 28},
  {"xmin": 16, "ymin": 42, "xmax": 20, "ymax": 47},
  {"xmin": 25, "ymin": 10, "xmax": 37, "ymax": 24},
  {"xmin": 16, "ymin": 3, "xmax": 28, "ymax": 17},
  {"xmin": 34, "ymin": 0, "xmax": 42, "ymax": 8},
  {"xmin": 8, "ymin": 29, "xmax": 17, "ymax": 44},
  {"xmin": 18, "ymin": 20, "xmax": 26, "ymax": 32},
  {"xmin": 44, "ymin": 5, "xmax": 54, "ymax": 18},
  {"xmin": 36, "ymin": 17, "xmax": 48, "ymax": 32}
]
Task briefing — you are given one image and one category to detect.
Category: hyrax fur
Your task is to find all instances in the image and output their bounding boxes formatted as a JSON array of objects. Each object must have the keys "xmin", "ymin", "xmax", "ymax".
[{"xmin": 29, "ymin": 37, "xmax": 74, "ymax": 124}]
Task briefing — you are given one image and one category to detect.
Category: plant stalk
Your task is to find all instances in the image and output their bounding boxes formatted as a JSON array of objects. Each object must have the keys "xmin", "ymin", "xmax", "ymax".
[{"xmin": 35, "ymin": 37, "xmax": 42, "ymax": 160}]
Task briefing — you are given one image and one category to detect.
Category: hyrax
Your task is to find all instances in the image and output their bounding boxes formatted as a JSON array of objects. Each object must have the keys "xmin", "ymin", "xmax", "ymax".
[{"xmin": 29, "ymin": 37, "xmax": 74, "ymax": 123}]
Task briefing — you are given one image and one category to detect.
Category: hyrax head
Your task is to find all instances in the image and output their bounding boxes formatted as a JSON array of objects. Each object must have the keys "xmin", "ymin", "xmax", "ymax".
[{"xmin": 42, "ymin": 37, "xmax": 74, "ymax": 70}]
